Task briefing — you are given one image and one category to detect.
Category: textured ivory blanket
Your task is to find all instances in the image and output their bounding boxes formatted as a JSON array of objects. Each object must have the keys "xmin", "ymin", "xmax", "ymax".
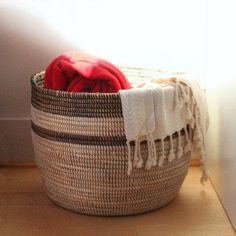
[{"xmin": 119, "ymin": 72, "xmax": 209, "ymax": 183}]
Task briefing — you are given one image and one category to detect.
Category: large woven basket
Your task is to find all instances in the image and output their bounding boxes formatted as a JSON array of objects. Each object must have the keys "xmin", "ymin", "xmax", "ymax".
[{"xmin": 31, "ymin": 67, "xmax": 191, "ymax": 216}]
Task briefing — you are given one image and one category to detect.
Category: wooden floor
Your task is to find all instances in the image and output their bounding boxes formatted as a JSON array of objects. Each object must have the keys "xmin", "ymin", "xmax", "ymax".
[{"xmin": 0, "ymin": 166, "xmax": 235, "ymax": 236}]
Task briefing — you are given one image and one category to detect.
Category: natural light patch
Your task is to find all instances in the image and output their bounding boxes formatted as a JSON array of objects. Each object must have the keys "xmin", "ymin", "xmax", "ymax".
[{"xmin": 4, "ymin": 0, "xmax": 207, "ymax": 79}]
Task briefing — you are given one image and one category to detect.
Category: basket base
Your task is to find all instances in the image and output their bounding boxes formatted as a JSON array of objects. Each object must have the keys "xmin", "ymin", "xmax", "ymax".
[
  {"xmin": 39, "ymin": 154, "xmax": 190, "ymax": 216},
  {"xmin": 46, "ymin": 192, "xmax": 179, "ymax": 216}
]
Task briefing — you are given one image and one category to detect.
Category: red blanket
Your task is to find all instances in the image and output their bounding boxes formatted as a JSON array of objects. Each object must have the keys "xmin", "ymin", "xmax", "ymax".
[{"xmin": 44, "ymin": 52, "xmax": 131, "ymax": 93}]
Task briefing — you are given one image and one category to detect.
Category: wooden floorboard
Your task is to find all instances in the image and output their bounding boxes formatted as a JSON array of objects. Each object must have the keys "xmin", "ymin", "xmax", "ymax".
[{"xmin": 0, "ymin": 166, "xmax": 235, "ymax": 236}]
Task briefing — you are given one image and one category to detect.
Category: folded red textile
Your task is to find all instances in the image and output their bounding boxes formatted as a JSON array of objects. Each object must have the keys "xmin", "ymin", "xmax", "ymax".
[{"xmin": 44, "ymin": 52, "xmax": 131, "ymax": 93}]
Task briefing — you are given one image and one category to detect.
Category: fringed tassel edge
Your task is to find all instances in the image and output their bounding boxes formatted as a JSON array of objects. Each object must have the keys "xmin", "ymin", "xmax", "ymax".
[
  {"xmin": 146, "ymin": 133, "xmax": 157, "ymax": 169},
  {"xmin": 184, "ymin": 127, "xmax": 191, "ymax": 153},
  {"xmin": 127, "ymin": 141, "xmax": 132, "ymax": 175},
  {"xmin": 193, "ymin": 102, "xmax": 209, "ymax": 184},
  {"xmin": 176, "ymin": 79, "xmax": 208, "ymax": 184},
  {"xmin": 127, "ymin": 127, "xmax": 192, "ymax": 175},
  {"xmin": 177, "ymin": 131, "xmax": 183, "ymax": 158},
  {"xmin": 168, "ymin": 135, "xmax": 175, "ymax": 162},
  {"xmin": 158, "ymin": 138, "xmax": 166, "ymax": 167}
]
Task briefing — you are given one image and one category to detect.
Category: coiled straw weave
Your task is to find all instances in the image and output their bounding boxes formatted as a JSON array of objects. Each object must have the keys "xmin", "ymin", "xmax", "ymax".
[{"xmin": 31, "ymin": 68, "xmax": 191, "ymax": 216}]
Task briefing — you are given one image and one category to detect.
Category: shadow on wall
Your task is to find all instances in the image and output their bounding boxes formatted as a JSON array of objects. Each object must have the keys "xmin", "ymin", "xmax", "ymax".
[
  {"xmin": 0, "ymin": 4, "xmax": 81, "ymax": 117},
  {"xmin": 0, "ymin": 4, "xmax": 79, "ymax": 163}
]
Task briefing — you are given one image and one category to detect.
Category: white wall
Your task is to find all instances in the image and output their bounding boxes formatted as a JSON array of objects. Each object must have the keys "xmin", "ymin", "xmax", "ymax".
[
  {"xmin": 1, "ymin": 0, "xmax": 208, "ymax": 74},
  {"xmin": 0, "ymin": 2, "xmax": 78, "ymax": 163},
  {"xmin": 206, "ymin": 0, "xmax": 236, "ymax": 230}
]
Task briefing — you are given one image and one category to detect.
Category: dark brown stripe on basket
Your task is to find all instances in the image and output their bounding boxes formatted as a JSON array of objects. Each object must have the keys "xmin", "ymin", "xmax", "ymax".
[
  {"xmin": 32, "ymin": 121, "xmax": 189, "ymax": 147},
  {"xmin": 31, "ymin": 100, "xmax": 123, "ymax": 118},
  {"xmin": 31, "ymin": 72, "xmax": 124, "ymax": 118},
  {"xmin": 31, "ymin": 122, "xmax": 127, "ymax": 146},
  {"xmin": 31, "ymin": 72, "xmax": 122, "ymax": 100}
]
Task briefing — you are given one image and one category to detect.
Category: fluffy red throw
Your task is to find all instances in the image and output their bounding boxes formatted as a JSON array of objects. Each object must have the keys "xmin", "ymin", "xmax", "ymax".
[{"xmin": 44, "ymin": 52, "xmax": 131, "ymax": 93}]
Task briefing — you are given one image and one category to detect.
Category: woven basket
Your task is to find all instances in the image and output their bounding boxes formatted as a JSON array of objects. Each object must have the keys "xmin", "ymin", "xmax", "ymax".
[{"xmin": 31, "ymin": 67, "xmax": 191, "ymax": 216}]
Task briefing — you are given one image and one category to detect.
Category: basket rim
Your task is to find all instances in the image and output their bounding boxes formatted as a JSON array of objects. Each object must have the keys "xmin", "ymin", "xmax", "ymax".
[
  {"xmin": 31, "ymin": 71, "xmax": 121, "ymax": 99},
  {"xmin": 31, "ymin": 67, "xmax": 186, "ymax": 99}
]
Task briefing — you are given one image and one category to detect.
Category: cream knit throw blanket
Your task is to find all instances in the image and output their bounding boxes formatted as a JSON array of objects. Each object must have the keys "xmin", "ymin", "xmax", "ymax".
[{"xmin": 119, "ymin": 74, "xmax": 209, "ymax": 183}]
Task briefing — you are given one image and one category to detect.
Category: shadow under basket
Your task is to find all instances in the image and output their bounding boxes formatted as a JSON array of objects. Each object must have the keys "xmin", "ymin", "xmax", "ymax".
[{"xmin": 31, "ymin": 68, "xmax": 191, "ymax": 216}]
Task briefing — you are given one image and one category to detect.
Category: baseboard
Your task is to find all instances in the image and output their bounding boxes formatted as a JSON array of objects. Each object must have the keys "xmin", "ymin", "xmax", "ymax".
[{"xmin": 0, "ymin": 119, "xmax": 34, "ymax": 163}]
